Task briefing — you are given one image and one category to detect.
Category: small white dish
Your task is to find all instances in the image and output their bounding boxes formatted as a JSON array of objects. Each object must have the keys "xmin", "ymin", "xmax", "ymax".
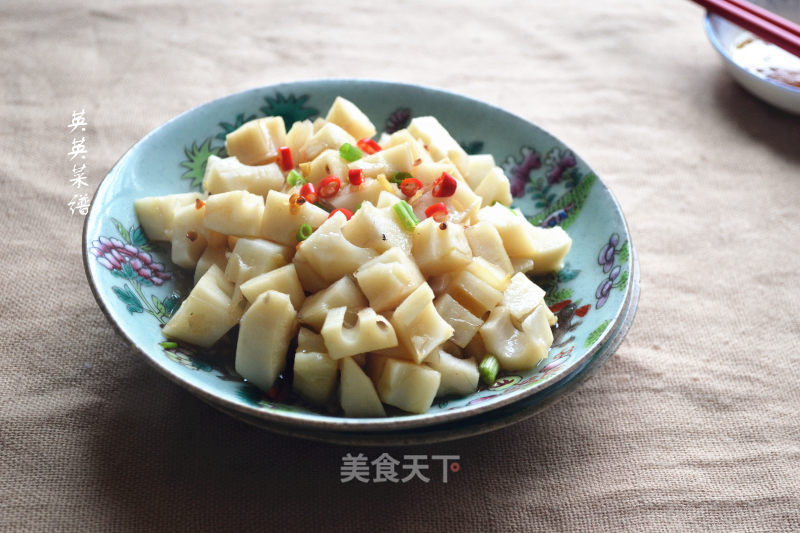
[{"xmin": 704, "ymin": 0, "xmax": 800, "ymax": 114}]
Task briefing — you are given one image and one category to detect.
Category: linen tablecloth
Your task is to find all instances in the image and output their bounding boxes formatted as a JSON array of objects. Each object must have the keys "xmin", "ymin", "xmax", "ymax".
[{"xmin": 2, "ymin": 0, "xmax": 798, "ymax": 531}]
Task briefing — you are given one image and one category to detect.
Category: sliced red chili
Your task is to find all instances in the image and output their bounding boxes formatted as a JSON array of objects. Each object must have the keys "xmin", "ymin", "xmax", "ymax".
[
  {"xmin": 348, "ymin": 168, "xmax": 364, "ymax": 186},
  {"xmin": 329, "ymin": 208, "xmax": 354, "ymax": 220},
  {"xmin": 357, "ymin": 138, "xmax": 382, "ymax": 155},
  {"xmin": 432, "ymin": 172, "xmax": 457, "ymax": 198},
  {"xmin": 278, "ymin": 146, "xmax": 293, "ymax": 171},
  {"xmin": 318, "ymin": 175, "xmax": 341, "ymax": 198},
  {"xmin": 424, "ymin": 202, "xmax": 448, "ymax": 223},
  {"xmin": 299, "ymin": 182, "xmax": 318, "ymax": 204},
  {"xmin": 399, "ymin": 177, "xmax": 423, "ymax": 198}
]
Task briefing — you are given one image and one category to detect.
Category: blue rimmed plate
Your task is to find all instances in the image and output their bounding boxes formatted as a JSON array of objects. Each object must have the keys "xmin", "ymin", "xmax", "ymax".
[{"xmin": 84, "ymin": 79, "xmax": 638, "ymax": 436}]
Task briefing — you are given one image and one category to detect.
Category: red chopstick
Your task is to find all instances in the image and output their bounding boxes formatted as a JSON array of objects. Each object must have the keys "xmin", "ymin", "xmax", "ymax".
[{"xmin": 693, "ymin": 0, "xmax": 800, "ymax": 57}]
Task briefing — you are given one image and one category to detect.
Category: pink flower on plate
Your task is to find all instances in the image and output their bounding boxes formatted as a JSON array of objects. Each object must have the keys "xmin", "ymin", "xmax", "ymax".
[{"xmin": 90, "ymin": 237, "xmax": 171, "ymax": 286}]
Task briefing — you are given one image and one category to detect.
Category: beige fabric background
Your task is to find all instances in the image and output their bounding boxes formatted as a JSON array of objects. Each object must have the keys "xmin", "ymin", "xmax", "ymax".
[{"xmin": 2, "ymin": 0, "xmax": 799, "ymax": 531}]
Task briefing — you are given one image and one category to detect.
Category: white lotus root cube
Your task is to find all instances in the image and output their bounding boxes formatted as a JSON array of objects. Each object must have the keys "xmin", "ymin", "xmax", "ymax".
[
  {"xmin": 297, "ymin": 276, "xmax": 368, "ymax": 332},
  {"xmin": 306, "ymin": 149, "xmax": 349, "ymax": 186},
  {"xmin": 354, "ymin": 247, "xmax": 425, "ymax": 313},
  {"xmin": 134, "ymin": 192, "xmax": 203, "ymax": 241},
  {"xmin": 474, "ymin": 167, "xmax": 513, "ymax": 207},
  {"xmin": 411, "ymin": 217, "xmax": 472, "ymax": 277},
  {"xmin": 170, "ymin": 202, "xmax": 207, "ymax": 269},
  {"xmin": 526, "ymin": 225, "xmax": 573, "ymax": 274},
  {"xmin": 465, "ymin": 222, "xmax": 514, "ymax": 275},
  {"xmin": 410, "ymin": 162, "xmax": 483, "ymax": 225},
  {"xmin": 300, "ymin": 122, "xmax": 356, "ymax": 161},
  {"xmin": 479, "ymin": 304, "xmax": 552, "ymax": 372},
  {"xmin": 434, "ymin": 293, "xmax": 483, "ymax": 348},
  {"xmin": 259, "ymin": 190, "xmax": 329, "ymax": 247},
  {"xmin": 321, "ymin": 307, "xmax": 398, "ymax": 360},
  {"xmin": 376, "ymin": 358, "xmax": 441, "ymax": 414},
  {"xmin": 476, "ymin": 204, "xmax": 537, "ymax": 258},
  {"xmin": 511, "ymin": 257, "xmax": 536, "ymax": 274},
  {"xmin": 293, "ymin": 211, "xmax": 376, "ymax": 289},
  {"xmin": 235, "ymin": 290, "xmax": 298, "ymax": 392},
  {"xmin": 162, "ymin": 265, "xmax": 237, "ymax": 348},
  {"xmin": 224, "ymin": 237, "xmax": 291, "ymax": 285},
  {"xmin": 325, "ymin": 96, "xmax": 377, "ymax": 140},
  {"xmin": 286, "ymin": 119, "xmax": 314, "ymax": 164},
  {"xmin": 407, "ymin": 116, "xmax": 469, "ymax": 175},
  {"xmin": 381, "ymin": 129, "xmax": 433, "ymax": 164},
  {"xmin": 425, "ymin": 349, "xmax": 479, "ymax": 397},
  {"xmin": 203, "ymin": 190, "xmax": 264, "ymax": 237},
  {"xmin": 339, "ymin": 357, "xmax": 386, "ymax": 417},
  {"xmin": 293, "ymin": 328, "xmax": 338, "ymax": 405},
  {"xmin": 325, "ymin": 179, "xmax": 385, "ymax": 212},
  {"xmin": 348, "ymin": 143, "xmax": 414, "ymax": 179},
  {"xmin": 445, "ymin": 258, "xmax": 510, "ymax": 318},
  {"xmin": 342, "ymin": 201, "xmax": 412, "ymax": 255},
  {"xmin": 389, "ymin": 283, "xmax": 454, "ymax": 364},
  {"xmin": 464, "ymin": 154, "xmax": 495, "ymax": 189},
  {"xmin": 239, "ymin": 263, "xmax": 305, "ymax": 310},
  {"xmin": 502, "ymin": 272, "xmax": 547, "ymax": 322},
  {"xmin": 194, "ymin": 245, "xmax": 228, "ymax": 285},
  {"xmin": 225, "ymin": 116, "xmax": 287, "ymax": 166},
  {"xmin": 203, "ymin": 155, "xmax": 284, "ymax": 197}
]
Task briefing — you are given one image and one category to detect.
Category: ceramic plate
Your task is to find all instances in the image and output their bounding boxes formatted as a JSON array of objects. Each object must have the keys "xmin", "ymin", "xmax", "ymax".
[{"xmin": 84, "ymin": 79, "xmax": 638, "ymax": 433}]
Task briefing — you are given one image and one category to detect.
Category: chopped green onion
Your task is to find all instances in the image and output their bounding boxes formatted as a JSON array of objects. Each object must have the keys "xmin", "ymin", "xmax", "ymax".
[
  {"xmin": 287, "ymin": 169, "xmax": 306, "ymax": 186},
  {"xmin": 296, "ymin": 223, "xmax": 313, "ymax": 242},
  {"xmin": 479, "ymin": 355, "xmax": 500, "ymax": 386},
  {"xmin": 392, "ymin": 200, "xmax": 419, "ymax": 231},
  {"xmin": 390, "ymin": 171, "xmax": 413, "ymax": 184},
  {"xmin": 339, "ymin": 143, "xmax": 363, "ymax": 162},
  {"xmin": 159, "ymin": 341, "xmax": 178, "ymax": 349},
  {"xmin": 354, "ymin": 202, "xmax": 362, "ymax": 212}
]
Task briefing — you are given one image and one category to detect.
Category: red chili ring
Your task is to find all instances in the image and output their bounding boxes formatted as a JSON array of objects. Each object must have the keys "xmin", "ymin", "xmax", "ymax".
[
  {"xmin": 329, "ymin": 208, "xmax": 354, "ymax": 220},
  {"xmin": 357, "ymin": 138, "xmax": 382, "ymax": 155},
  {"xmin": 399, "ymin": 177, "xmax": 423, "ymax": 197},
  {"xmin": 318, "ymin": 175, "xmax": 341, "ymax": 198},
  {"xmin": 432, "ymin": 172, "xmax": 457, "ymax": 198},
  {"xmin": 424, "ymin": 202, "xmax": 449, "ymax": 222},
  {"xmin": 299, "ymin": 182, "xmax": 318, "ymax": 204},
  {"xmin": 348, "ymin": 168, "xmax": 364, "ymax": 186}
]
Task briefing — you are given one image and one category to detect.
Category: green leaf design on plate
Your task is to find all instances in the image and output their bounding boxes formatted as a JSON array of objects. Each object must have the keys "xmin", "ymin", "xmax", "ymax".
[
  {"xmin": 180, "ymin": 138, "xmax": 223, "ymax": 189},
  {"xmin": 151, "ymin": 294, "xmax": 168, "ymax": 316},
  {"xmin": 216, "ymin": 112, "xmax": 258, "ymax": 142},
  {"xmin": 618, "ymin": 240, "xmax": 630, "ymax": 263},
  {"xmin": 260, "ymin": 93, "xmax": 318, "ymax": 126},
  {"xmin": 111, "ymin": 262, "xmax": 138, "ymax": 281},
  {"xmin": 616, "ymin": 270, "xmax": 629, "ymax": 291},
  {"xmin": 529, "ymin": 172, "xmax": 596, "ymax": 229},
  {"xmin": 111, "ymin": 218, "xmax": 131, "ymax": 244},
  {"xmin": 129, "ymin": 226, "xmax": 153, "ymax": 250},
  {"xmin": 113, "ymin": 284, "xmax": 144, "ymax": 314},
  {"xmin": 585, "ymin": 319, "xmax": 611, "ymax": 347},
  {"xmin": 459, "ymin": 140, "xmax": 484, "ymax": 155},
  {"xmin": 558, "ymin": 263, "xmax": 581, "ymax": 282},
  {"xmin": 162, "ymin": 293, "xmax": 180, "ymax": 316},
  {"xmin": 547, "ymin": 287, "xmax": 573, "ymax": 305}
]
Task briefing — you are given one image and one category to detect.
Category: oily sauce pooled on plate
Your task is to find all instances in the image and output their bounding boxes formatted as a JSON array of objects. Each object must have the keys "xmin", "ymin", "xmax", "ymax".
[{"xmin": 731, "ymin": 33, "xmax": 800, "ymax": 88}]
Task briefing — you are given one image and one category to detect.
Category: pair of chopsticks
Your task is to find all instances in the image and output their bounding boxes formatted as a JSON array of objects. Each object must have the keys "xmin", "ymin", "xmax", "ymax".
[{"xmin": 692, "ymin": 0, "xmax": 800, "ymax": 57}]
